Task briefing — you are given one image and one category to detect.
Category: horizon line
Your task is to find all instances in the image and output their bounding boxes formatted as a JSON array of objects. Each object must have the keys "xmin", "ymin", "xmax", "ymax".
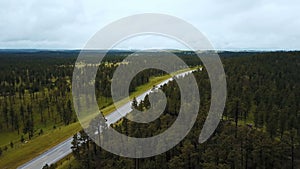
[{"xmin": 0, "ymin": 48, "xmax": 299, "ymax": 52}]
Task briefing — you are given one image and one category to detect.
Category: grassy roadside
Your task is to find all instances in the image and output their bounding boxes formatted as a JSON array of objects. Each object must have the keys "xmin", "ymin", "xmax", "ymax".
[
  {"xmin": 101, "ymin": 66, "xmax": 199, "ymax": 116},
  {"xmin": 0, "ymin": 67, "xmax": 199, "ymax": 169},
  {"xmin": 0, "ymin": 123, "xmax": 82, "ymax": 169},
  {"xmin": 101, "ymin": 74, "xmax": 171, "ymax": 116}
]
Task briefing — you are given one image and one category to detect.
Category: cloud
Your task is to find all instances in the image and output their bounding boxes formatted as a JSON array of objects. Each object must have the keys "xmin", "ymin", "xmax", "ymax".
[{"xmin": 0, "ymin": 0, "xmax": 299, "ymax": 50}]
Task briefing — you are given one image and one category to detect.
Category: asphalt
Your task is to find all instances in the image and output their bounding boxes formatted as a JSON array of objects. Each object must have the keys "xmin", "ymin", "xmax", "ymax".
[{"xmin": 17, "ymin": 70, "xmax": 194, "ymax": 169}]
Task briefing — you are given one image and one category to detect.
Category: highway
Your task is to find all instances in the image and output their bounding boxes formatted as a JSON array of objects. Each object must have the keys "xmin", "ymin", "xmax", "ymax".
[{"xmin": 17, "ymin": 70, "xmax": 194, "ymax": 169}]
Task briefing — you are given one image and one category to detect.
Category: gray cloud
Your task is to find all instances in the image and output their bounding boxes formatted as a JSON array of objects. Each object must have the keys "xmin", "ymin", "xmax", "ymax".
[{"xmin": 0, "ymin": 0, "xmax": 299, "ymax": 50}]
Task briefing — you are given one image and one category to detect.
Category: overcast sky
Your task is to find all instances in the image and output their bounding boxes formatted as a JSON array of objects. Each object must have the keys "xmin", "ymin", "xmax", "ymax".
[{"xmin": 0, "ymin": 0, "xmax": 299, "ymax": 50}]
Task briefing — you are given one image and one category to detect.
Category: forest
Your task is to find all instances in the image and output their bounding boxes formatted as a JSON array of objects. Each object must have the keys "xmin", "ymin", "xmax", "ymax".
[
  {"xmin": 68, "ymin": 51, "xmax": 300, "ymax": 169},
  {"xmin": 0, "ymin": 51, "xmax": 299, "ymax": 169}
]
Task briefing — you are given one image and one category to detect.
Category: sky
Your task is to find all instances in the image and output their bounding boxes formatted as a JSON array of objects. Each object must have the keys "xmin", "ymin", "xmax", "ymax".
[{"xmin": 0, "ymin": 0, "xmax": 299, "ymax": 50}]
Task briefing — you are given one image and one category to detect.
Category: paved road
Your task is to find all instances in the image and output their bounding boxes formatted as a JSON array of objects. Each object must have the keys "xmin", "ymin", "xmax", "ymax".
[{"xmin": 18, "ymin": 70, "xmax": 194, "ymax": 169}]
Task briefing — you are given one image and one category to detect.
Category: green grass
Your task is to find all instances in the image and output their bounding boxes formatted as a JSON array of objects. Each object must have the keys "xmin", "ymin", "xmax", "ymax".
[
  {"xmin": 0, "ymin": 131, "xmax": 20, "ymax": 147},
  {"xmin": 0, "ymin": 123, "xmax": 82, "ymax": 169}
]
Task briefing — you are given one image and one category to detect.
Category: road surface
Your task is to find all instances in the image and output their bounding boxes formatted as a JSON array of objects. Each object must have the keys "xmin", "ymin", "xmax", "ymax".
[{"xmin": 18, "ymin": 70, "xmax": 194, "ymax": 169}]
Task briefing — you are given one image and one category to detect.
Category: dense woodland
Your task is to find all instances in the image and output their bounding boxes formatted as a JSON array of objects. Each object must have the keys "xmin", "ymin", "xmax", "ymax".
[
  {"xmin": 68, "ymin": 52, "xmax": 300, "ymax": 169},
  {"xmin": 0, "ymin": 51, "xmax": 299, "ymax": 168}
]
